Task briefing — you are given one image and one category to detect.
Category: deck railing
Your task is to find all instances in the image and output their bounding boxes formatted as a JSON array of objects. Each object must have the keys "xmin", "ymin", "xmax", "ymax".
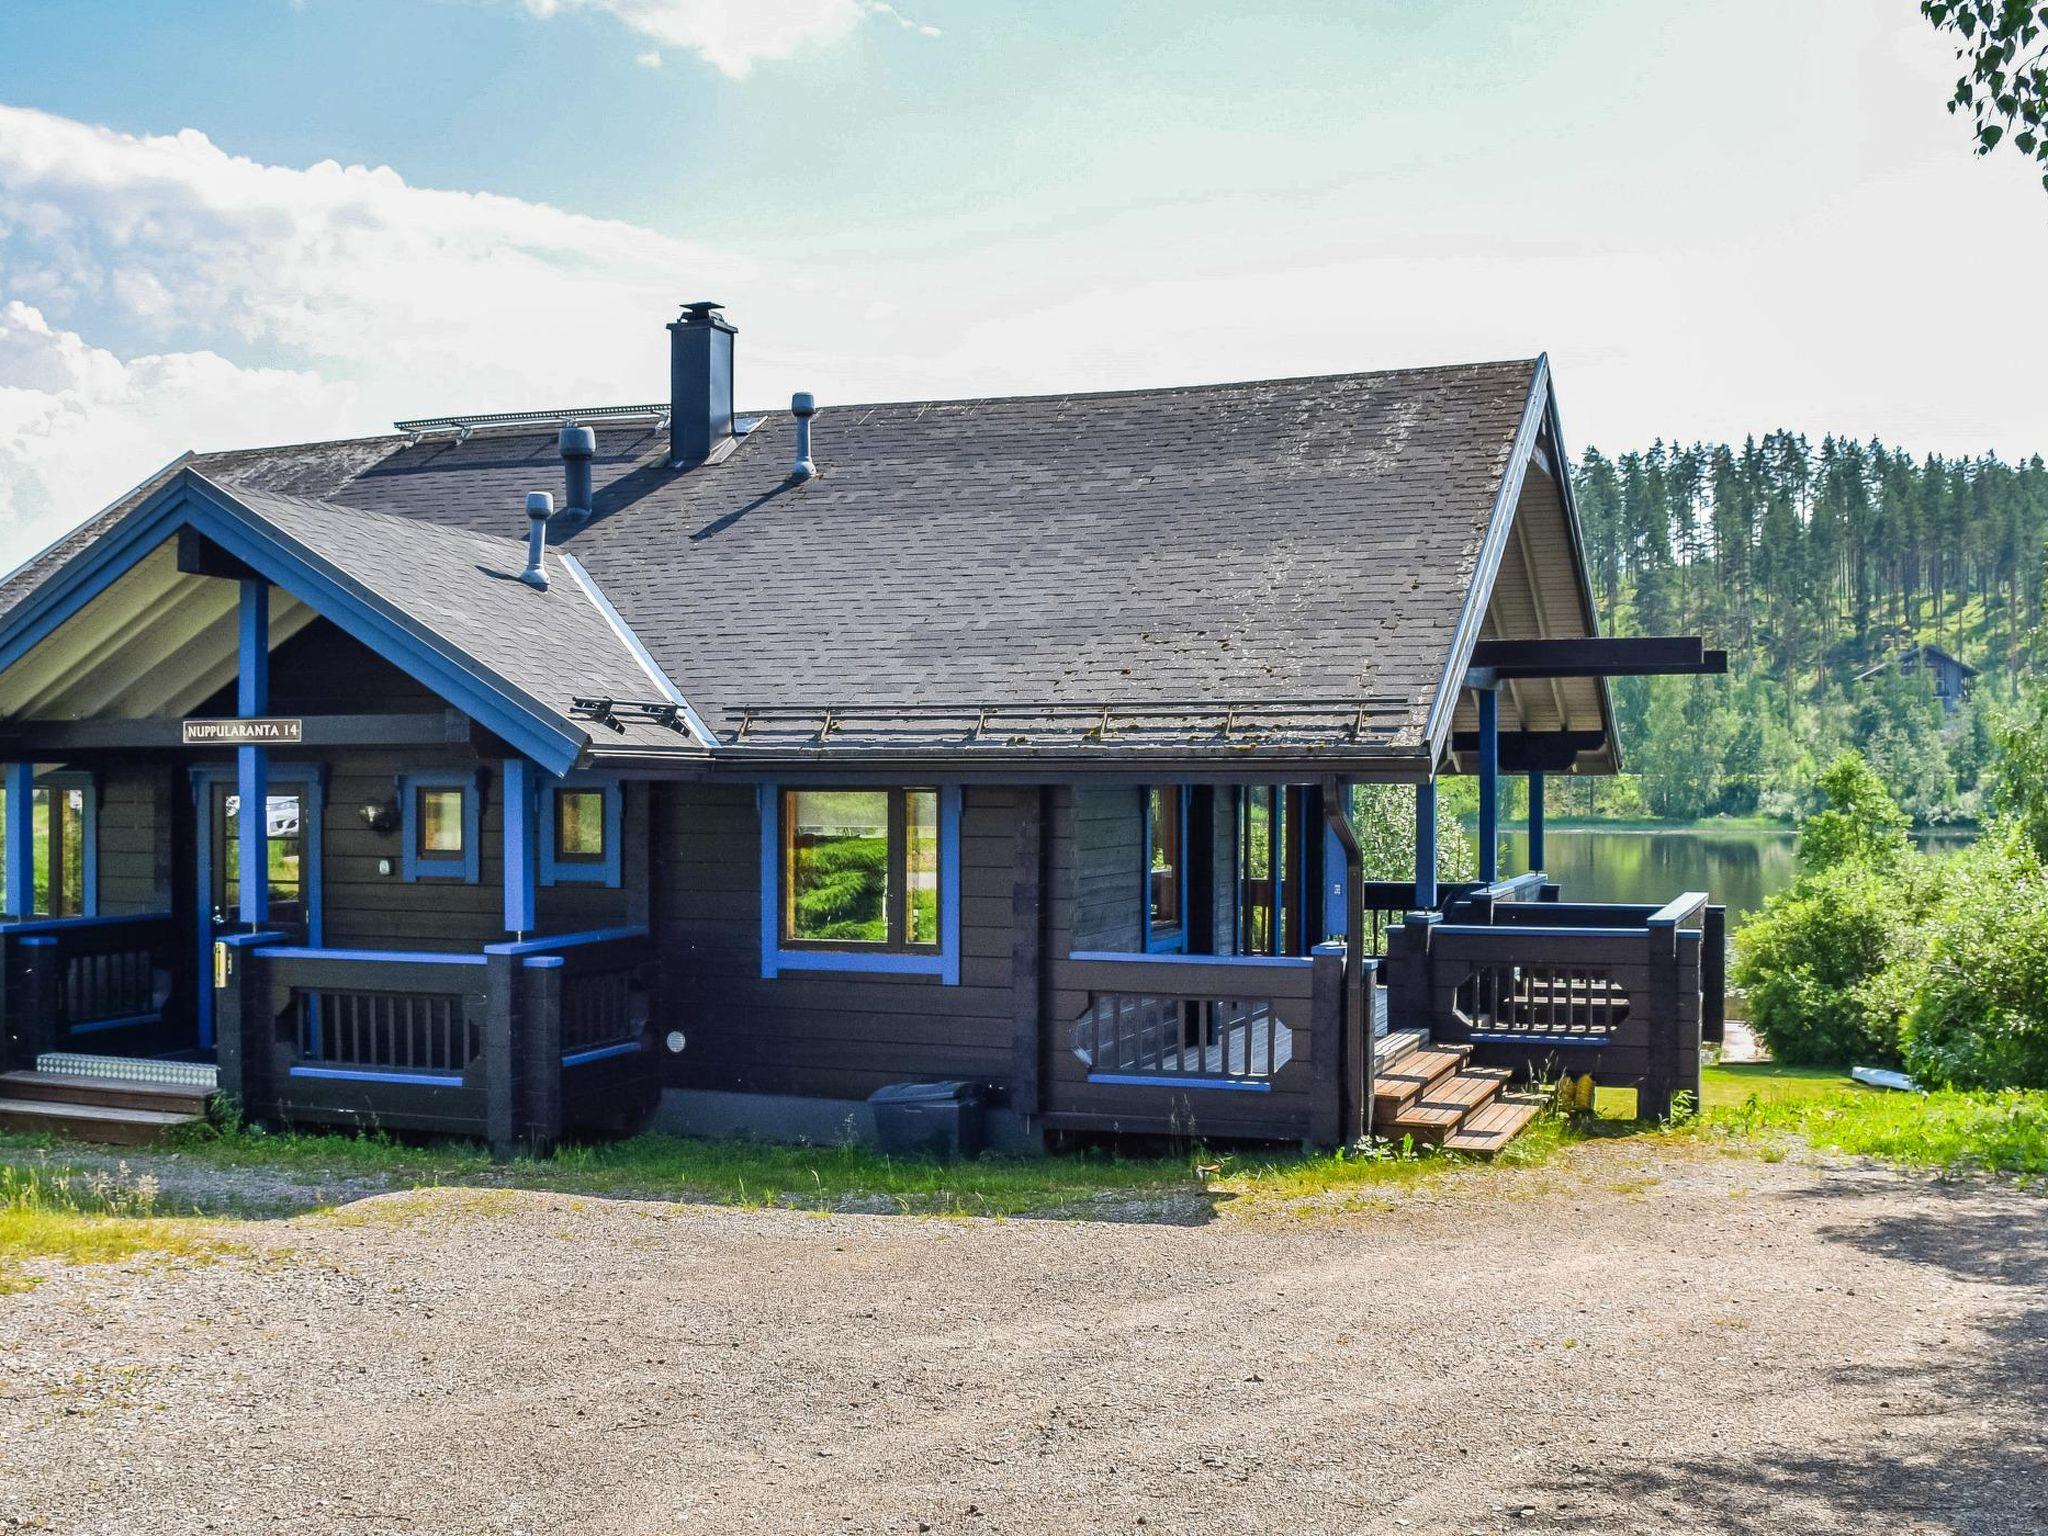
[
  {"xmin": 215, "ymin": 926, "xmax": 655, "ymax": 1152},
  {"xmin": 1043, "ymin": 950, "xmax": 1363, "ymax": 1145},
  {"xmin": 0, "ymin": 912, "xmax": 180, "ymax": 1067},
  {"xmin": 1386, "ymin": 891, "xmax": 1720, "ymax": 1119}
]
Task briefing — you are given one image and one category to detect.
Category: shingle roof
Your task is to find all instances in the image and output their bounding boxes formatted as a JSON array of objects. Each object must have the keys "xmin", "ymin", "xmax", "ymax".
[
  {"xmin": 212, "ymin": 482, "xmax": 699, "ymax": 758},
  {"xmin": 1, "ymin": 360, "xmax": 1555, "ymax": 766}
]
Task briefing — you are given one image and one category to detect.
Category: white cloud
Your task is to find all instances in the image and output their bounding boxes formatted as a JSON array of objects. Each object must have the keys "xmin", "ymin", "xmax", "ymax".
[
  {"xmin": 0, "ymin": 300, "xmax": 356, "ymax": 569},
  {"xmin": 0, "ymin": 102, "xmax": 758, "ymax": 567},
  {"xmin": 513, "ymin": 0, "xmax": 934, "ymax": 78},
  {"xmin": 634, "ymin": 49, "xmax": 663, "ymax": 68}
]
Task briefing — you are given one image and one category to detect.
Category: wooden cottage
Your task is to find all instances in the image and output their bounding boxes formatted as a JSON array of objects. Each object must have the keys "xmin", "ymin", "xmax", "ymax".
[
  {"xmin": 1855, "ymin": 643, "xmax": 1977, "ymax": 714},
  {"xmin": 0, "ymin": 303, "xmax": 1725, "ymax": 1154}
]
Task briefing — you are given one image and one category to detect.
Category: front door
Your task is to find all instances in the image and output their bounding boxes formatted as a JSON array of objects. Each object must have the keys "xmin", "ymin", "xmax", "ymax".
[{"xmin": 196, "ymin": 777, "xmax": 314, "ymax": 1048}]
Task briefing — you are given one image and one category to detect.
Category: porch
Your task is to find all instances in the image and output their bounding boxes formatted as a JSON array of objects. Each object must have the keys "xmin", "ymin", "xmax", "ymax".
[
  {"xmin": 1030, "ymin": 869, "xmax": 1724, "ymax": 1148},
  {"xmin": 0, "ymin": 910, "xmax": 658, "ymax": 1151}
]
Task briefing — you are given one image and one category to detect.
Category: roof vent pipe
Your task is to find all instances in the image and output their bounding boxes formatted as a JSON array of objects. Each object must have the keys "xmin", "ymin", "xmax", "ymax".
[
  {"xmin": 559, "ymin": 425, "xmax": 596, "ymax": 519},
  {"xmin": 789, "ymin": 393, "xmax": 817, "ymax": 482},
  {"xmin": 520, "ymin": 492, "xmax": 552, "ymax": 590}
]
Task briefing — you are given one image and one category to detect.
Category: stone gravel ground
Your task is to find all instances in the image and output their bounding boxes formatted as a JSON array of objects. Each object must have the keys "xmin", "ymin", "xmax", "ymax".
[{"xmin": 0, "ymin": 1139, "xmax": 2042, "ymax": 1536}]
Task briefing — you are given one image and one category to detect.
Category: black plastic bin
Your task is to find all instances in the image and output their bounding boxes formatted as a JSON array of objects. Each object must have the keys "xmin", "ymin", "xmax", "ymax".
[{"xmin": 868, "ymin": 1080, "xmax": 985, "ymax": 1160}]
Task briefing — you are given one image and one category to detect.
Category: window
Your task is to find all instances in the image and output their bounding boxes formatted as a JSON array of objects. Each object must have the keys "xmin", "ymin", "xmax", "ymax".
[
  {"xmin": 555, "ymin": 789, "xmax": 606, "ymax": 863},
  {"xmin": 5, "ymin": 775, "xmax": 97, "ymax": 918},
  {"xmin": 418, "ymin": 787, "xmax": 466, "ymax": 857},
  {"xmin": 781, "ymin": 788, "xmax": 940, "ymax": 950},
  {"xmin": 221, "ymin": 790, "xmax": 304, "ymax": 914},
  {"xmin": 399, "ymin": 772, "xmax": 480, "ymax": 882},
  {"xmin": 1144, "ymin": 786, "xmax": 1185, "ymax": 951},
  {"xmin": 539, "ymin": 779, "xmax": 621, "ymax": 886}
]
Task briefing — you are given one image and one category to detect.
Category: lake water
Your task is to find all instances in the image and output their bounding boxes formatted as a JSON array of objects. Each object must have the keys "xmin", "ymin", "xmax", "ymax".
[{"xmin": 1498, "ymin": 826, "xmax": 1974, "ymax": 925}]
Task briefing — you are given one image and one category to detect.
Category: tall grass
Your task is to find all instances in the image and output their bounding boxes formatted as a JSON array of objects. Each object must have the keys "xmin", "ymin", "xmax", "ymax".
[{"xmin": 0, "ymin": 1162, "xmax": 236, "ymax": 1293}]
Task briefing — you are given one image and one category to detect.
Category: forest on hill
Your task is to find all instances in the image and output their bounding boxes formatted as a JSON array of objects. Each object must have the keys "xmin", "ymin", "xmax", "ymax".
[{"xmin": 1564, "ymin": 434, "xmax": 2048, "ymax": 826}]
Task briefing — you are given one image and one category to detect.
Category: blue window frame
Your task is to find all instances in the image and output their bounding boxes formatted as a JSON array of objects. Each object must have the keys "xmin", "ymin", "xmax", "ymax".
[
  {"xmin": 539, "ymin": 777, "xmax": 622, "ymax": 887},
  {"xmin": 1141, "ymin": 785, "xmax": 1190, "ymax": 954},
  {"xmin": 758, "ymin": 782, "xmax": 961, "ymax": 982},
  {"xmin": 400, "ymin": 770, "xmax": 480, "ymax": 882}
]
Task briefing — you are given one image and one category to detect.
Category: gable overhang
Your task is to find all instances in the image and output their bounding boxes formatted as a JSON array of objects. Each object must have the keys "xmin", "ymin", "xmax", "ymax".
[
  {"xmin": 1420, "ymin": 354, "xmax": 1621, "ymax": 776},
  {"xmin": 0, "ymin": 469, "xmax": 592, "ymax": 777}
]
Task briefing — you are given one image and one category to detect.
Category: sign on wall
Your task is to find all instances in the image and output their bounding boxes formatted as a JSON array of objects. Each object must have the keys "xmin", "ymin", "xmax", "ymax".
[{"xmin": 180, "ymin": 717, "xmax": 304, "ymax": 746}]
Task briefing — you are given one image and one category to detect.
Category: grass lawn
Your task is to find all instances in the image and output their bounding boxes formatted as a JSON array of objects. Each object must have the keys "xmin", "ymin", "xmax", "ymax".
[
  {"xmin": 4, "ymin": 1062, "xmax": 2042, "ymax": 1289},
  {"xmin": 1696, "ymin": 1061, "xmax": 2048, "ymax": 1180}
]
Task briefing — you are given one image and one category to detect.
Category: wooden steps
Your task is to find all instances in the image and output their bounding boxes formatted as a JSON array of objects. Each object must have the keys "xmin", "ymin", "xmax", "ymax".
[
  {"xmin": 0, "ymin": 1070, "xmax": 209, "ymax": 1145},
  {"xmin": 1441, "ymin": 1091, "xmax": 1547, "ymax": 1156},
  {"xmin": 1372, "ymin": 1042, "xmax": 1473, "ymax": 1119},
  {"xmin": 1370, "ymin": 1033, "xmax": 1543, "ymax": 1153}
]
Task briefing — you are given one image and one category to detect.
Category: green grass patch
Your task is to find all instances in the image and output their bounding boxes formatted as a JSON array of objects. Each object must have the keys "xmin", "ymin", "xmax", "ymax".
[
  {"xmin": 1697, "ymin": 1062, "xmax": 2048, "ymax": 1180},
  {"xmin": 0, "ymin": 1162, "xmax": 241, "ymax": 1293},
  {"xmin": 1, "ymin": 1107, "xmax": 1597, "ymax": 1224}
]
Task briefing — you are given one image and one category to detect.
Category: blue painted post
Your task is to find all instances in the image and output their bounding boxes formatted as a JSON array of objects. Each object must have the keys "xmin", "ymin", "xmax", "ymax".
[
  {"xmin": 1477, "ymin": 686, "xmax": 1499, "ymax": 883},
  {"xmin": 1322, "ymin": 816, "xmax": 1348, "ymax": 943},
  {"xmin": 3, "ymin": 760, "xmax": 34, "ymax": 917},
  {"xmin": 1527, "ymin": 771, "xmax": 1547, "ymax": 874},
  {"xmin": 236, "ymin": 580, "xmax": 269, "ymax": 926},
  {"xmin": 503, "ymin": 758, "xmax": 537, "ymax": 935},
  {"xmin": 1414, "ymin": 777, "xmax": 1438, "ymax": 911}
]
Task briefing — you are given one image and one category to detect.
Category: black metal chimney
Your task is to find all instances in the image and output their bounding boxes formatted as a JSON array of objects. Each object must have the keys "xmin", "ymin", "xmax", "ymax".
[{"xmin": 668, "ymin": 301, "xmax": 735, "ymax": 468}]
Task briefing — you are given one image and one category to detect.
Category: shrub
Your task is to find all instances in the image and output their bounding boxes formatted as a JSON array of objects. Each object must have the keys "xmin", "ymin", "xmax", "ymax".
[
  {"xmin": 1734, "ymin": 860, "xmax": 1919, "ymax": 1067},
  {"xmin": 1903, "ymin": 830, "xmax": 2048, "ymax": 1090}
]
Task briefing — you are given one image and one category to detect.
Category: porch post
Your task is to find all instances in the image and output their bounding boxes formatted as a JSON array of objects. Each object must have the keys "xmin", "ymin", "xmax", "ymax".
[
  {"xmin": 3, "ymin": 760, "xmax": 33, "ymax": 917},
  {"xmin": 503, "ymin": 758, "xmax": 537, "ymax": 935},
  {"xmin": 1527, "ymin": 771, "xmax": 1546, "ymax": 873},
  {"xmin": 236, "ymin": 580, "xmax": 270, "ymax": 927},
  {"xmin": 1476, "ymin": 685, "xmax": 1499, "ymax": 883},
  {"xmin": 1414, "ymin": 776, "xmax": 1438, "ymax": 912}
]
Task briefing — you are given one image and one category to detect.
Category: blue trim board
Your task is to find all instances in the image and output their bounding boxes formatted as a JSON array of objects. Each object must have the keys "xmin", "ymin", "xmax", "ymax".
[
  {"xmin": 0, "ymin": 472, "xmax": 587, "ymax": 776},
  {"xmin": 485, "ymin": 924, "xmax": 648, "ymax": 958},
  {"xmin": 1086, "ymin": 1074, "xmax": 1273, "ymax": 1093},
  {"xmin": 255, "ymin": 945, "xmax": 487, "ymax": 966},
  {"xmin": 68, "ymin": 1012, "xmax": 163, "ymax": 1036},
  {"xmin": 1476, "ymin": 686, "xmax": 1500, "ymax": 883},
  {"xmin": 562, "ymin": 1041, "xmax": 642, "ymax": 1067},
  {"xmin": 503, "ymin": 758, "xmax": 538, "ymax": 933},
  {"xmin": 0, "ymin": 910, "xmax": 173, "ymax": 935},
  {"xmin": 289, "ymin": 1065, "xmax": 466, "ymax": 1088},
  {"xmin": 399, "ymin": 769, "xmax": 482, "ymax": 883},
  {"xmin": 1068, "ymin": 949, "xmax": 1313, "ymax": 970},
  {"xmin": 758, "ymin": 782, "xmax": 963, "ymax": 983},
  {"xmin": 1415, "ymin": 777, "xmax": 1439, "ymax": 910},
  {"xmin": 538, "ymin": 775, "xmax": 622, "ymax": 887}
]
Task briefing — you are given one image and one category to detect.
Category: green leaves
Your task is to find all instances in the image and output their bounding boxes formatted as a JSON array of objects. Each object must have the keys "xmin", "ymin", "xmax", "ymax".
[{"xmin": 1925, "ymin": 0, "xmax": 2048, "ymax": 182}]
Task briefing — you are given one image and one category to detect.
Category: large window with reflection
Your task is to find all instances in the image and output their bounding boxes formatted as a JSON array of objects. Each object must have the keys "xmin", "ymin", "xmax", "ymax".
[{"xmin": 780, "ymin": 787, "xmax": 941, "ymax": 951}]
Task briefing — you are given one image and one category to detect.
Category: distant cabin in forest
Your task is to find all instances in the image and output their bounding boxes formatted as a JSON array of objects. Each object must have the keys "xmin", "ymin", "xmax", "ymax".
[{"xmin": 1856, "ymin": 643, "xmax": 1978, "ymax": 713}]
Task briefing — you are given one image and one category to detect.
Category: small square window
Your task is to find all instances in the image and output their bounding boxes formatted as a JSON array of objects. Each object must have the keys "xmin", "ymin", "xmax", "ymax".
[
  {"xmin": 417, "ymin": 787, "xmax": 466, "ymax": 857},
  {"xmin": 555, "ymin": 788, "xmax": 607, "ymax": 863}
]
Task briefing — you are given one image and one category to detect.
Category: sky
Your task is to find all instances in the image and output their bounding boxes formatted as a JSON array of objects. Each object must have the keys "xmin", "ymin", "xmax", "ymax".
[{"xmin": 0, "ymin": 0, "xmax": 2044, "ymax": 569}]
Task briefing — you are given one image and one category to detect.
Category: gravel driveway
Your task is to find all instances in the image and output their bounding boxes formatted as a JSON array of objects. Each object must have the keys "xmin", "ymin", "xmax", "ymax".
[{"xmin": 1, "ymin": 1141, "xmax": 2042, "ymax": 1535}]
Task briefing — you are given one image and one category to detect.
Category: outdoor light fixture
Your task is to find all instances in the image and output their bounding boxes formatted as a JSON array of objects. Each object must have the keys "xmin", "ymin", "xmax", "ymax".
[{"xmin": 358, "ymin": 797, "xmax": 399, "ymax": 834}]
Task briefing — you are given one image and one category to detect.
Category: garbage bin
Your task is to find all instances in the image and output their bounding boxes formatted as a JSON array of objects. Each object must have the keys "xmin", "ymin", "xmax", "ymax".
[{"xmin": 868, "ymin": 1080, "xmax": 985, "ymax": 1159}]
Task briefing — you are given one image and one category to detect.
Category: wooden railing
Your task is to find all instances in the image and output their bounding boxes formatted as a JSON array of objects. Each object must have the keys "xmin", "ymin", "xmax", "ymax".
[
  {"xmin": 1385, "ymin": 891, "xmax": 1718, "ymax": 1119},
  {"xmin": 215, "ymin": 926, "xmax": 655, "ymax": 1153},
  {"xmin": 0, "ymin": 912, "xmax": 179, "ymax": 1066},
  {"xmin": 1043, "ymin": 950, "xmax": 1362, "ymax": 1145}
]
